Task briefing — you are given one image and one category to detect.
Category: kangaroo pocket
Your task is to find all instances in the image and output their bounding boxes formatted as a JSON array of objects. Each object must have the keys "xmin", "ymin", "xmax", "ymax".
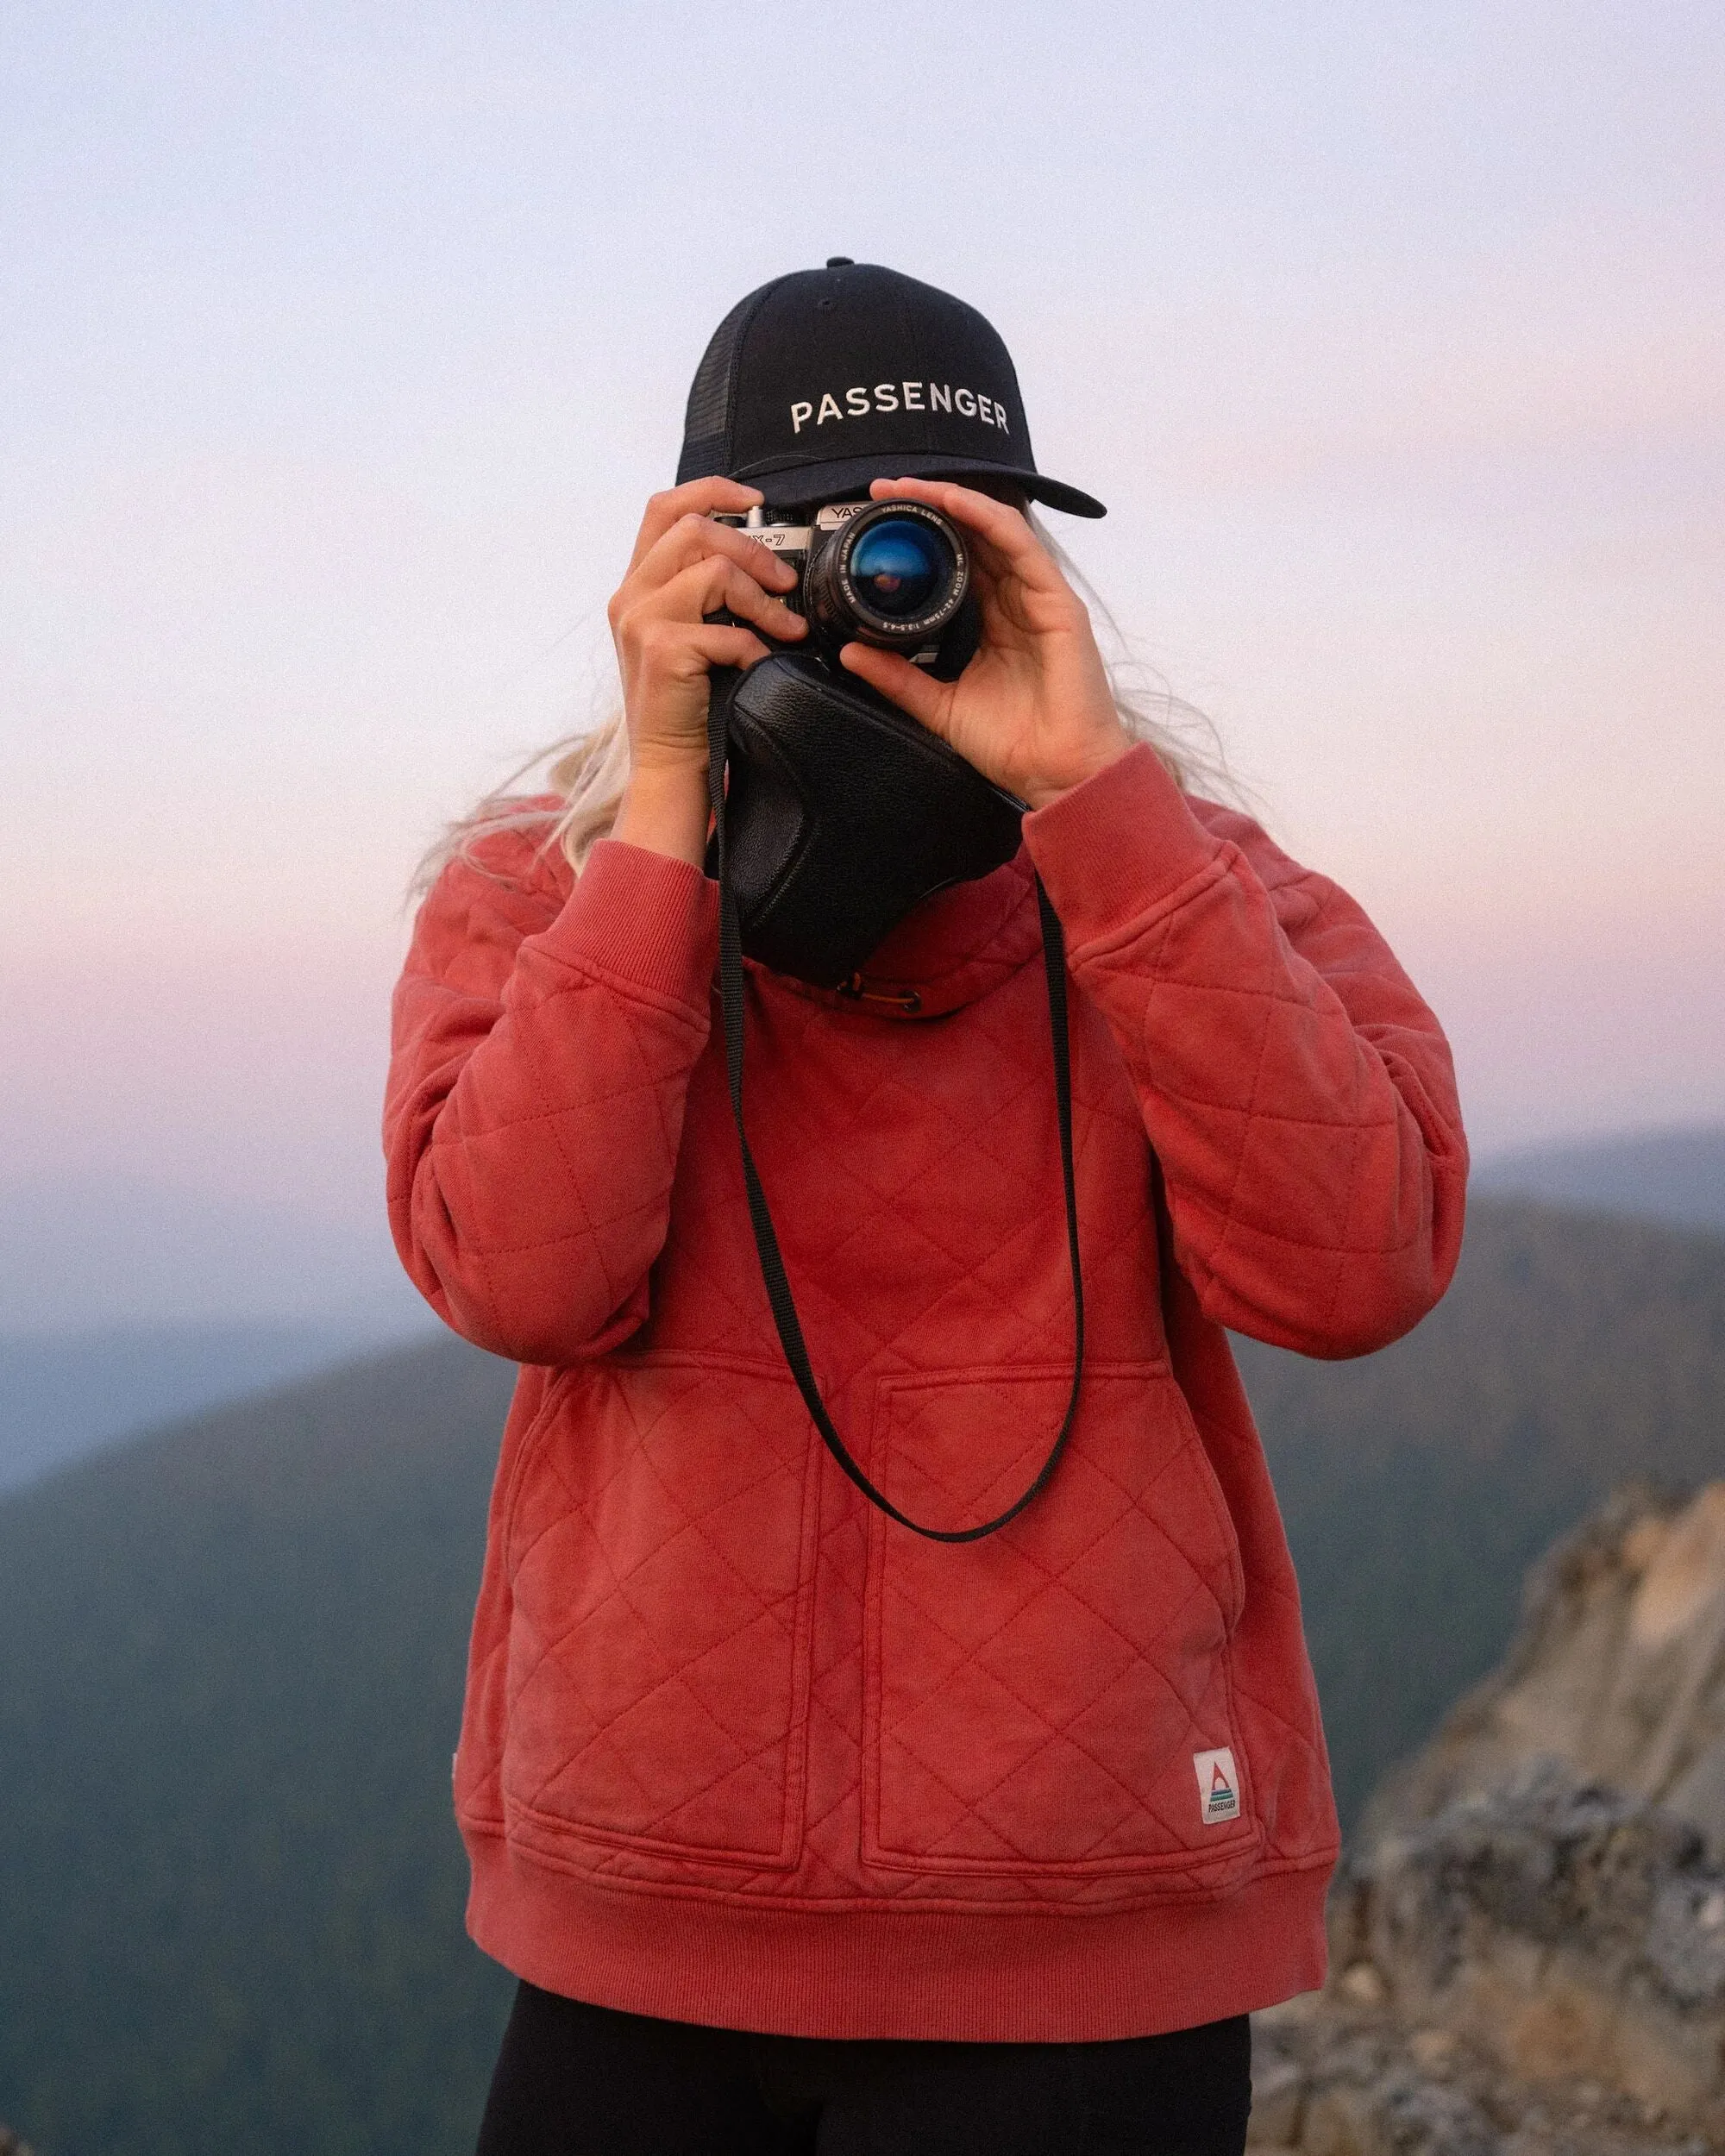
[
  {"xmin": 502, "ymin": 1351, "xmax": 819, "ymax": 1869},
  {"xmin": 863, "ymin": 1362, "xmax": 1254, "ymax": 1877}
]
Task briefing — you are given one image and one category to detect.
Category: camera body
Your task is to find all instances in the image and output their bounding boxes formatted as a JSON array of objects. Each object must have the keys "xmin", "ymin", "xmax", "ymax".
[
  {"xmin": 704, "ymin": 492, "xmax": 1018, "ymax": 987},
  {"xmin": 712, "ymin": 498, "xmax": 980, "ymax": 680}
]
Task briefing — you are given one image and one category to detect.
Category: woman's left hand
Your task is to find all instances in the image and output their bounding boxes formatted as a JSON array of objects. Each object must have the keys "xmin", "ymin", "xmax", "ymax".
[{"xmin": 837, "ymin": 478, "xmax": 1130, "ymax": 811}]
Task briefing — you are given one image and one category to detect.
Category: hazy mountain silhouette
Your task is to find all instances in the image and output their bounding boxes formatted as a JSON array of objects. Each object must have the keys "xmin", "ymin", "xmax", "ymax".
[
  {"xmin": 1473, "ymin": 1122, "xmax": 1725, "ymax": 1233},
  {"xmin": 1236, "ymin": 1197, "xmax": 1725, "ymax": 1818},
  {"xmin": 0, "ymin": 1176, "xmax": 427, "ymax": 1332},
  {"xmin": 0, "ymin": 1322, "xmax": 434, "ymax": 1495},
  {"xmin": 0, "ymin": 1176, "xmax": 435, "ymax": 1490},
  {"xmin": 8, "ymin": 1123, "xmax": 1715, "ymax": 1497},
  {"xmin": 0, "ymin": 1334, "xmax": 517, "ymax": 2156},
  {"xmin": 3, "ymin": 1195, "xmax": 1723, "ymax": 2153}
]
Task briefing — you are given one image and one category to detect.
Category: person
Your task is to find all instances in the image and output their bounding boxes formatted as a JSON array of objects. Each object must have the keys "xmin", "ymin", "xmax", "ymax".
[{"xmin": 385, "ymin": 260, "xmax": 1468, "ymax": 2155}]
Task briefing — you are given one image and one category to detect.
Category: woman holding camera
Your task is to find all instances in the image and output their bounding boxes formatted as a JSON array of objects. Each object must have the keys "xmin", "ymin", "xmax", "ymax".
[{"xmin": 386, "ymin": 261, "xmax": 1468, "ymax": 2155}]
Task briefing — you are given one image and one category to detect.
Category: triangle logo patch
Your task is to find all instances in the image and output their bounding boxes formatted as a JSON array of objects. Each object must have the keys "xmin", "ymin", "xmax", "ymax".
[{"xmin": 1192, "ymin": 1746, "xmax": 1241, "ymax": 1824}]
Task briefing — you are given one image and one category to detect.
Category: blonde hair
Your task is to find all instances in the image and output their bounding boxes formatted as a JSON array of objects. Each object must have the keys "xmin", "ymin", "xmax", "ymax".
[{"xmin": 409, "ymin": 514, "xmax": 1245, "ymax": 901}]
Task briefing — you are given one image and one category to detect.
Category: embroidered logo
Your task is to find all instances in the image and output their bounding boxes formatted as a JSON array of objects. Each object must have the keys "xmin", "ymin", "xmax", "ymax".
[
  {"xmin": 787, "ymin": 383, "xmax": 1011, "ymax": 436},
  {"xmin": 1192, "ymin": 1747, "xmax": 1241, "ymax": 1824}
]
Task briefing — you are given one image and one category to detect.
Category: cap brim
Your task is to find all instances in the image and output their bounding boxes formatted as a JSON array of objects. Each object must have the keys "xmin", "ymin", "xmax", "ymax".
[{"xmin": 740, "ymin": 449, "xmax": 1106, "ymax": 520}]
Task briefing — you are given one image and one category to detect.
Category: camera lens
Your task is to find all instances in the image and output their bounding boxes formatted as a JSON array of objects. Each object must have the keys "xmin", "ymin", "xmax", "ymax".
[
  {"xmin": 804, "ymin": 500, "xmax": 969, "ymax": 649},
  {"xmin": 847, "ymin": 518, "xmax": 950, "ymax": 618}
]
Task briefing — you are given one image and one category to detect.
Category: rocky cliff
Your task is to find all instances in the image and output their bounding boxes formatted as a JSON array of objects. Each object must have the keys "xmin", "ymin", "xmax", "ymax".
[
  {"xmin": 1252, "ymin": 1483, "xmax": 1725, "ymax": 2154},
  {"xmin": 1367, "ymin": 1484, "xmax": 1725, "ymax": 1852}
]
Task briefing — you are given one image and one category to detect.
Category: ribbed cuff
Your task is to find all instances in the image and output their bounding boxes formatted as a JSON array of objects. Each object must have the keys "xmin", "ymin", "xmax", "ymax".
[
  {"xmin": 532, "ymin": 838, "xmax": 718, "ymax": 1013},
  {"xmin": 1023, "ymin": 743, "xmax": 1226, "ymax": 955}
]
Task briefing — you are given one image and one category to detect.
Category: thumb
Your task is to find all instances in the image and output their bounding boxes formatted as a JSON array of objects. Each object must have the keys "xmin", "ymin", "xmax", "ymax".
[{"xmin": 837, "ymin": 642, "xmax": 953, "ymax": 741}]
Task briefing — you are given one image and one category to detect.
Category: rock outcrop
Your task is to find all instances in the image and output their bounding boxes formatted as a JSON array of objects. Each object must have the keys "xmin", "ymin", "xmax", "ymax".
[
  {"xmin": 1252, "ymin": 1483, "xmax": 1725, "ymax": 2153},
  {"xmin": 1368, "ymin": 1485, "xmax": 1725, "ymax": 1856}
]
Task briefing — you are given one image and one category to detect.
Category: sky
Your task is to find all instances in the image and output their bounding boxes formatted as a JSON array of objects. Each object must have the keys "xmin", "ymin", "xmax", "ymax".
[{"xmin": 3, "ymin": 0, "xmax": 1722, "ymax": 1288}]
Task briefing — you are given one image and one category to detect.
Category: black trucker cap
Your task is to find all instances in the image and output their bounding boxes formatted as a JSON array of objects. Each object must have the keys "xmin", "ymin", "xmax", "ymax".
[{"xmin": 675, "ymin": 259, "xmax": 1107, "ymax": 519}]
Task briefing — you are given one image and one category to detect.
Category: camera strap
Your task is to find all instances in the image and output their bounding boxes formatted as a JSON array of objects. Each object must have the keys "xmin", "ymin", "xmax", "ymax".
[{"xmin": 706, "ymin": 687, "xmax": 1086, "ymax": 1544}]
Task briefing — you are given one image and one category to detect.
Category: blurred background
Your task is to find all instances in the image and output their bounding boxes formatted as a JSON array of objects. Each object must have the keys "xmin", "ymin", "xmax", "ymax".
[{"xmin": 2, "ymin": 3, "xmax": 1721, "ymax": 2152}]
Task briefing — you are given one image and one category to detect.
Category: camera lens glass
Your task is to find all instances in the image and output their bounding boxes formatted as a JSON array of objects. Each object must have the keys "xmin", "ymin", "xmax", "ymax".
[
  {"xmin": 846, "ymin": 517, "xmax": 952, "ymax": 619},
  {"xmin": 803, "ymin": 499, "xmax": 969, "ymax": 649}
]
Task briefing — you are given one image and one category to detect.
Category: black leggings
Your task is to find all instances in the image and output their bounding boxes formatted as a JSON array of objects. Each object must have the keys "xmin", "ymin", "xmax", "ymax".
[{"xmin": 477, "ymin": 1980, "xmax": 1253, "ymax": 2156}]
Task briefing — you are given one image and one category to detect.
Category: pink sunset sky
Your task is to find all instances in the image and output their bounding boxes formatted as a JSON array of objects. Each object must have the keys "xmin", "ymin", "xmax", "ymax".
[{"xmin": 3, "ymin": 3, "xmax": 1721, "ymax": 1293}]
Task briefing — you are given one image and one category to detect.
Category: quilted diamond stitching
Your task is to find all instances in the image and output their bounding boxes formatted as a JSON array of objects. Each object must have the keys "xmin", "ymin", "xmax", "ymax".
[
  {"xmin": 722, "ymin": 992, "xmax": 1141, "ymax": 1387},
  {"xmin": 877, "ymin": 1565, "xmax": 1228, "ymax": 1864},
  {"xmin": 505, "ymin": 1364, "xmax": 812, "ymax": 1849},
  {"xmin": 869, "ymin": 1385, "xmax": 1245, "ymax": 1865},
  {"xmin": 400, "ymin": 787, "xmax": 1458, "ymax": 1913},
  {"xmin": 510, "ymin": 1364, "xmax": 798, "ymax": 1671}
]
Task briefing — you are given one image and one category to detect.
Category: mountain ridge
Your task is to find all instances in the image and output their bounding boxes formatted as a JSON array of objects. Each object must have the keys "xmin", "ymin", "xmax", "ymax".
[
  {"xmin": 7, "ymin": 1121, "xmax": 1716, "ymax": 1499},
  {"xmin": 3, "ymin": 1194, "xmax": 1723, "ymax": 2153},
  {"xmin": 1473, "ymin": 1121, "xmax": 1725, "ymax": 1234},
  {"xmin": 0, "ymin": 1320, "xmax": 436, "ymax": 1495}
]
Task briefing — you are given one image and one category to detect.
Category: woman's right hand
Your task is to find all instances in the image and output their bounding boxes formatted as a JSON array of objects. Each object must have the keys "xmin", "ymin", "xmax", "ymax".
[{"xmin": 607, "ymin": 479, "xmax": 806, "ymax": 867}]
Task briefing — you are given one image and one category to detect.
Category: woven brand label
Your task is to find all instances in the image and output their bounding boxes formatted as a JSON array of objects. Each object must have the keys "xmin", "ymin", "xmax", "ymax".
[{"xmin": 1193, "ymin": 1747, "xmax": 1241, "ymax": 1824}]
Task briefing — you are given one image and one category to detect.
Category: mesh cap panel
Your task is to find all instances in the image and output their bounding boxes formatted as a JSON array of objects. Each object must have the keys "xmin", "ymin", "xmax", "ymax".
[{"xmin": 676, "ymin": 282, "xmax": 775, "ymax": 485}]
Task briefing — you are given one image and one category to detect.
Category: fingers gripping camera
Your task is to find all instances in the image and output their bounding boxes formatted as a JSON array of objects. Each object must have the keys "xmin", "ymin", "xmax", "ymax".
[{"xmin": 713, "ymin": 500, "xmax": 978, "ymax": 679}]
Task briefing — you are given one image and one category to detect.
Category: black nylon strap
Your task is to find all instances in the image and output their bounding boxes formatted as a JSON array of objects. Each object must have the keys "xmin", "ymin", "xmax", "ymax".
[{"xmin": 707, "ymin": 682, "xmax": 1085, "ymax": 1543}]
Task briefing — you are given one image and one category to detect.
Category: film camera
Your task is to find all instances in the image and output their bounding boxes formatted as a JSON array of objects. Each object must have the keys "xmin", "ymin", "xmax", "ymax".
[
  {"xmin": 700, "ymin": 492, "xmax": 1019, "ymax": 988},
  {"xmin": 712, "ymin": 498, "xmax": 979, "ymax": 678}
]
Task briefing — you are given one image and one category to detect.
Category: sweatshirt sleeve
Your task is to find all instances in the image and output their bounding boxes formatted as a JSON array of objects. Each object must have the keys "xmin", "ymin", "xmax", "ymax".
[
  {"xmin": 1023, "ymin": 744, "xmax": 1468, "ymax": 1359},
  {"xmin": 383, "ymin": 830, "xmax": 719, "ymax": 1365}
]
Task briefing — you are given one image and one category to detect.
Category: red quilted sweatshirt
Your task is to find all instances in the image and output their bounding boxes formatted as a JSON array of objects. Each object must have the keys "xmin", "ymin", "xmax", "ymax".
[{"xmin": 384, "ymin": 743, "xmax": 1467, "ymax": 2042}]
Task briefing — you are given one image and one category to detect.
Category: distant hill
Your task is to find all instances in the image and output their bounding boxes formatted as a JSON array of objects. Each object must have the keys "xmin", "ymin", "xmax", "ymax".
[
  {"xmin": 0, "ymin": 1174, "xmax": 435, "ymax": 1491},
  {"xmin": 0, "ymin": 1176, "xmax": 428, "ymax": 1332},
  {"xmin": 1473, "ymin": 1123, "xmax": 1725, "ymax": 1234},
  {"xmin": 0, "ymin": 1336, "xmax": 517, "ymax": 2156},
  {"xmin": 1243, "ymin": 1197, "xmax": 1725, "ymax": 1819},
  {"xmin": 0, "ymin": 1322, "xmax": 433, "ymax": 1495},
  {"xmin": 6, "ymin": 1124, "xmax": 1709, "ymax": 1497},
  {"xmin": 3, "ymin": 1196, "xmax": 1724, "ymax": 2155}
]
